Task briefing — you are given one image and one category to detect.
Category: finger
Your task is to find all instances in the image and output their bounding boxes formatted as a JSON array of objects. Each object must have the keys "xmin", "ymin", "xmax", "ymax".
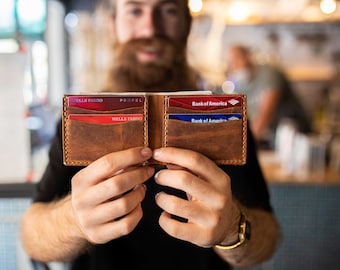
[
  {"xmin": 77, "ymin": 147, "xmax": 153, "ymax": 187},
  {"xmin": 86, "ymin": 184, "xmax": 147, "ymax": 226},
  {"xmin": 153, "ymin": 147, "xmax": 227, "ymax": 187},
  {"xmin": 155, "ymin": 169, "xmax": 228, "ymax": 209},
  {"xmin": 158, "ymin": 212, "xmax": 210, "ymax": 248},
  {"xmin": 85, "ymin": 205, "xmax": 144, "ymax": 244},
  {"xmin": 84, "ymin": 166, "xmax": 154, "ymax": 205},
  {"xmin": 166, "ymin": 164, "xmax": 186, "ymax": 170},
  {"xmin": 155, "ymin": 191, "xmax": 217, "ymax": 227}
]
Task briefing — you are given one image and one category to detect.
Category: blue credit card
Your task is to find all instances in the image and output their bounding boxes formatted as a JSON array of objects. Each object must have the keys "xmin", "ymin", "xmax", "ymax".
[{"xmin": 168, "ymin": 114, "xmax": 241, "ymax": 123}]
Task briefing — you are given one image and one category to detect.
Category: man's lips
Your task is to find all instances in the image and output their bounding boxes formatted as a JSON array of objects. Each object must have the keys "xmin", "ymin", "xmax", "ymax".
[{"xmin": 136, "ymin": 45, "xmax": 161, "ymax": 63}]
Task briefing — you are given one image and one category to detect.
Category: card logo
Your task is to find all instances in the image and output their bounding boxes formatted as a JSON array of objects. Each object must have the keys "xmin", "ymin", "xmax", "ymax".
[
  {"xmin": 169, "ymin": 96, "xmax": 243, "ymax": 111},
  {"xmin": 69, "ymin": 114, "xmax": 144, "ymax": 124}
]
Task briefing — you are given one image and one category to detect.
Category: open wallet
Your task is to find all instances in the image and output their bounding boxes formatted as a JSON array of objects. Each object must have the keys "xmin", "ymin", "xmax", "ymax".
[{"xmin": 62, "ymin": 91, "xmax": 247, "ymax": 166}]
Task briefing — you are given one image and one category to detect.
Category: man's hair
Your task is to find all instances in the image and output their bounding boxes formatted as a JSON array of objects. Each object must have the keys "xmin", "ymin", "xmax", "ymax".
[
  {"xmin": 107, "ymin": 0, "xmax": 191, "ymax": 17},
  {"xmin": 105, "ymin": 0, "xmax": 192, "ymax": 38}
]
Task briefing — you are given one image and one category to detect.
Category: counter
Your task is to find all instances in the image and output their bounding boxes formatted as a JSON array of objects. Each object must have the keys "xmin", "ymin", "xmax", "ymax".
[
  {"xmin": 259, "ymin": 150, "xmax": 340, "ymax": 185},
  {"xmin": 242, "ymin": 151, "xmax": 340, "ymax": 270}
]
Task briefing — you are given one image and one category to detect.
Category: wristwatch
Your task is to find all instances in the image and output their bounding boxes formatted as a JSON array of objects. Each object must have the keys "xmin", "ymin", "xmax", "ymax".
[{"xmin": 214, "ymin": 212, "xmax": 251, "ymax": 250}]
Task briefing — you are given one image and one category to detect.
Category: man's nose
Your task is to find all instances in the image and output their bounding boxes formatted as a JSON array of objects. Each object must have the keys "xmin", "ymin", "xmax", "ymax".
[{"xmin": 138, "ymin": 10, "xmax": 162, "ymax": 38}]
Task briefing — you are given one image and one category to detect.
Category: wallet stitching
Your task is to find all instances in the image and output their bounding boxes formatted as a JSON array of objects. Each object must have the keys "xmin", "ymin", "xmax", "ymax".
[
  {"xmin": 163, "ymin": 96, "xmax": 168, "ymax": 147},
  {"xmin": 63, "ymin": 97, "xmax": 71, "ymax": 165},
  {"xmin": 217, "ymin": 95, "xmax": 247, "ymax": 165},
  {"xmin": 144, "ymin": 96, "xmax": 148, "ymax": 147},
  {"xmin": 63, "ymin": 96, "xmax": 91, "ymax": 166},
  {"xmin": 241, "ymin": 95, "xmax": 247, "ymax": 164},
  {"xmin": 231, "ymin": 95, "xmax": 247, "ymax": 165}
]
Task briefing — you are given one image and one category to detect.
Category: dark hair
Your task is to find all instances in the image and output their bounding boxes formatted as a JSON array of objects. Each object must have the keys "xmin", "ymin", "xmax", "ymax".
[{"xmin": 105, "ymin": 0, "xmax": 192, "ymax": 38}]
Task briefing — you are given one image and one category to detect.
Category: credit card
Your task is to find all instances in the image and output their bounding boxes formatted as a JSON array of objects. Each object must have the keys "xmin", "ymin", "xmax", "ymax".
[
  {"xmin": 168, "ymin": 96, "xmax": 243, "ymax": 111},
  {"xmin": 69, "ymin": 114, "xmax": 144, "ymax": 124},
  {"xmin": 168, "ymin": 114, "xmax": 241, "ymax": 123},
  {"xmin": 68, "ymin": 96, "xmax": 145, "ymax": 111}
]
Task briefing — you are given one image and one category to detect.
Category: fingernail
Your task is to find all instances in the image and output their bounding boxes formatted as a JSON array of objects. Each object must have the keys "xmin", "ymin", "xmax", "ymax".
[
  {"xmin": 141, "ymin": 147, "xmax": 152, "ymax": 157},
  {"xmin": 154, "ymin": 171, "xmax": 160, "ymax": 182},
  {"xmin": 153, "ymin": 149, "xmax": 161, "ymax": 158}
]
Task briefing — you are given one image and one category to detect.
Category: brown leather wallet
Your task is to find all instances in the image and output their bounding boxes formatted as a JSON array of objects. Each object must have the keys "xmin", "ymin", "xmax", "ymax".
[{"xmin": 62, "ymin": 92, "xmax": 247, "ymax": 166}]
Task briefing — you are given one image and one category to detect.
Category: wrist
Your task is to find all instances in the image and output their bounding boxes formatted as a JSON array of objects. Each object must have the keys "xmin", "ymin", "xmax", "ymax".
[
  {"xmin": 215, "ymin": 206, "xmax": 251, "ymax": 250},
  {"xmin": 54, "ymin": 195, "xmax": 86, "ymax": 242}
]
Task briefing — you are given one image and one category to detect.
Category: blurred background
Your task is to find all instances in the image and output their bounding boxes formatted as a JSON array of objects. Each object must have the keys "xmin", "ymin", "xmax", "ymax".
[{"xmin": 0, "ymin": 0, "xmax": 339, "ymax": 269}]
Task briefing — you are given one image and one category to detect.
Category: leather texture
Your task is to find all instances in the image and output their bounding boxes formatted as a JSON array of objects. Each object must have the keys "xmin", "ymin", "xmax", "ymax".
[{"xmin": 62, "ymin": 93, "xmax": 247, "ymax": 166}]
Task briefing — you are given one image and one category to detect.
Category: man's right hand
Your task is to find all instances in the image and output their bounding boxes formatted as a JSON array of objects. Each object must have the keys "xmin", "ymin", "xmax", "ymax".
[{"xmin": 71, "ymin": 147, "xmax": 154, "ymax": 244}]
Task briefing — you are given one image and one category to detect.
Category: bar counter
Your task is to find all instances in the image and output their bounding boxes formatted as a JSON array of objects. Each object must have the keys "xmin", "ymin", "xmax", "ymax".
[
  {"xmin": 259, "ymin": 150, "xmax": 340, "ymax": 185},
  {"xmin": 244, "ymin": 151, "xmax": 340, "ymax": 270}
]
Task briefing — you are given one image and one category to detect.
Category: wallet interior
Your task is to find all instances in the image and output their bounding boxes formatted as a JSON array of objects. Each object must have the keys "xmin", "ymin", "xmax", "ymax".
[{"xmin": 62, "ymin": 93, "xmax": 247, "ymax": 166}]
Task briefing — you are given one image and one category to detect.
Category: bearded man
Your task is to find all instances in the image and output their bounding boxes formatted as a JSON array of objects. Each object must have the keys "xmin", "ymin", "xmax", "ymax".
[
  {"xmin": 104, "ymin": 1, "xmax": 197, "ymax": 91},
  {"xmin": 21, "ymin": 1, "xmax": 280, "ymax": 270}
]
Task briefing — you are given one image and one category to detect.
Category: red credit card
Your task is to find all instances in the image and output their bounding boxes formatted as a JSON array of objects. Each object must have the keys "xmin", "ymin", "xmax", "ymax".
[
  {"xmin": 68, "ymin": 96, "xmax": 145, "ymax": 111},
  {"xmin": 168, "ymin": 96, "xmax": 243, "ymax": 111},
  {"xmin": 69, "ymin": 114, "xmax": 144, "ymax": 124}
]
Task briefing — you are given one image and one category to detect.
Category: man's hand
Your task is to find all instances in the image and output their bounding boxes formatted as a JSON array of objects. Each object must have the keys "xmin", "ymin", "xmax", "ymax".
[
  {"xmin": 152, "ymin": 147, "xmax": 240, "ymax": 248},
  {"xmin": 71, "ymin": 147, "xmax": 155, "ymax": 244}
]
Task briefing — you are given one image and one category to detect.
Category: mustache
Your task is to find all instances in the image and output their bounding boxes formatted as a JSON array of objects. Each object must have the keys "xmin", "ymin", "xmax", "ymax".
[
  {"xmin": 114, "ymin": 36, "xmax": 184, "ymax": 65},
  {"xmin": 116, "ymin": 36, "xmax": 175, "ymax": 51}
]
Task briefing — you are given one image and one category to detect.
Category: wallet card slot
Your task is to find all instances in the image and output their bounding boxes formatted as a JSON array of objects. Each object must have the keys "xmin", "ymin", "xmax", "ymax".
[
  {"xmin": 166, "ymin": 107, "xmax": 243, "ymax": 114},
  {"xmin": 64, "ymin": 95, "xmax": 146, "ymax": 115},
  {"xmin": 63, "ymin": 119, "xmax": 146, "ymax": 166},
  {"xmin": 67, "ymin": 107, "xmax": 146, "ymax": 115},
  {"xmin": 166, "ymin": 95, "xmax": 245, "ymax": 115},
  {"xmin": 164, "ymin": 119, "xmax": 246, "ymax": 165}
]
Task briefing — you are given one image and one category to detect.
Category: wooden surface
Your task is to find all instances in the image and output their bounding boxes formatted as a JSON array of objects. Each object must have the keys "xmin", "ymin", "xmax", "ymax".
[{"xmin": 259, "ymin": 151, "xmax": 340, "ymax": 185}]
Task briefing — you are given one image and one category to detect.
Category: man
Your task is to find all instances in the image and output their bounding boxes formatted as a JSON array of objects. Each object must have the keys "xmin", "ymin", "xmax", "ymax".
[
  {"xmin": 225, "ymin": 45, "xmax": 311, "ymax": 146},
  {"xmin": 21, "ymin": 1, "xmax": 280, "ymax": 269}
]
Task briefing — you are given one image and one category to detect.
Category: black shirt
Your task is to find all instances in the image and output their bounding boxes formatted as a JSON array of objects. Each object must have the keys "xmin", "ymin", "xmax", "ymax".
[{"xmin": 33, "ymin": 120, "xmax": 272, "ymax": 270}]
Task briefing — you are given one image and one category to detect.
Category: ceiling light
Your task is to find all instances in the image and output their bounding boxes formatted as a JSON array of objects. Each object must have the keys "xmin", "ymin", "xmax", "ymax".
[
  {"xmin": 189, "ymin": 0, "xmax": 203, "ymax": 14},
  {"xmin": 228, "ymin": 2, "xmax": 250, "ymax": 22},
  {"xmin": 320, "ymin": 0, "xmax": 337, "ymax": 14}
]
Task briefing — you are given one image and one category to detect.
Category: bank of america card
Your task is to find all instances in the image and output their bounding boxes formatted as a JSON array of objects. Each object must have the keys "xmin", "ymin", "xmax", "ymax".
[
  {"xmin": 168, "ymin": 96, "xmax": 243, "ymax": 111},
  {"xmin": 67, "ymin": 95, "xmax": 145, "ymax": 111},
  {"xmin": 69, "ymin": 114, "xmax": 144, "ymax": 124},
  {"xmin": 168, "ymin": 114, "xmax": 242, "ymax": 123}
]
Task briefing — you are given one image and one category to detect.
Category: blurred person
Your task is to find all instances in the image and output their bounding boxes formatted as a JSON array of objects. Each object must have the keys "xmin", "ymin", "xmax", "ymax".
[
  {"xmin": 20, "ymin": 1, "xmax": 280, "ymax": 270},
  {"xmin": 225, "ymin": 44, "xmax": 311, "ymax": 147}
]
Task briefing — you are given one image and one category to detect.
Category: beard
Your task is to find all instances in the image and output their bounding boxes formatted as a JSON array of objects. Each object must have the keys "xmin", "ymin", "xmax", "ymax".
[{"xmin": 103, "ymin": 36, "xmax": 197, "ymax": 92}]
